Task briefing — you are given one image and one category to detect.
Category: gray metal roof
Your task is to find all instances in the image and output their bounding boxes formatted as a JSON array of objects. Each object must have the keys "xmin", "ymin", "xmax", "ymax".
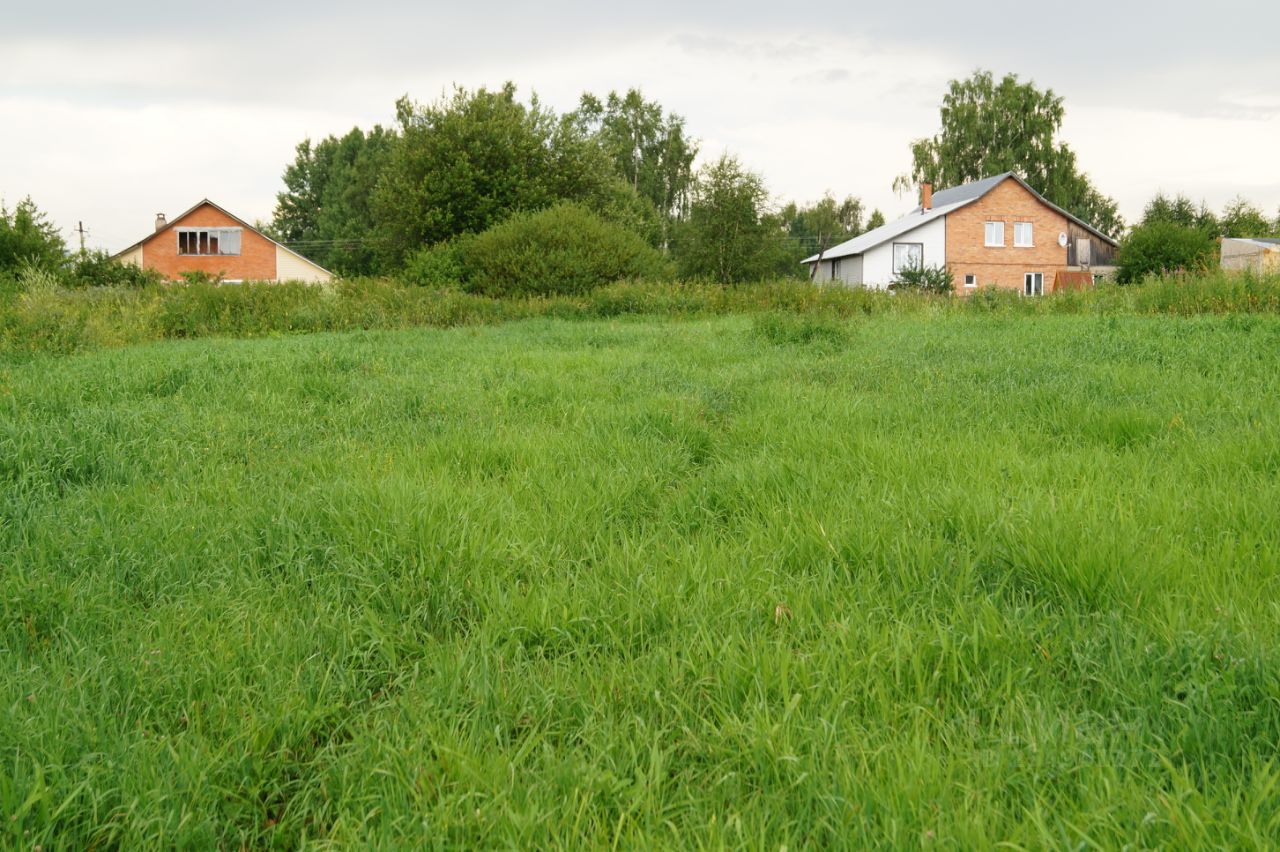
[
  {"xmin": 802, "ymin": 171, "xmax": 1118, "ymax": 264},
  {"xmin": 928, "ymin": 172, "xmax": 1013, "ymax": 207},
  {"xmin": 800, "ymin": 199, "xmax": 968, "ymax": 263},
  {"xmin": 1224, "ymin": 237, "xmax": 1280, "ymax": 249}
]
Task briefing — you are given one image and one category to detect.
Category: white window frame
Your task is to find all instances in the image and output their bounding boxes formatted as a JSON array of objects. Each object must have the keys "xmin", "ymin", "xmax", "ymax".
[
  {"xmin": 831, "ymin": 258, "xmax": 841, "ymax": 281},
  {"xmin": 1024, "ymin": 272, "xmax": 1044, "ymax": 296},
  {"xmin": 177, "ymin": 227, "xmax": 243, "ymax": 257},
  {"xmin": 963, "ymin": 274, "xmax": 977, "ymax": 289},
  {"xmin": 1014, "ymin": 222, "xmax": 1034, "ymax": 247},
  {"xmin": 892, "ymin": 242, "xmax": 924, "ymax": 274},
  {"xmin": 984, "ymin": 221, "xmax": 1005, "ymax": 247}
]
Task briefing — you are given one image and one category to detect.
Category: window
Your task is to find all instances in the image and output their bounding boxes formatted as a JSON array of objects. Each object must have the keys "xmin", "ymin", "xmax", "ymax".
[
  {"xmin": 984, "ymin": 221, "xmax": 1005, "ymax": 247},
  {"xmin": 1024, "ymin": 272, "xmax": 1043, "ymax": 296},
  {"xmin": 831, "ymin": 258, "xmax": 841, "ymax": 281},
  {"xmin": 177, "ymin": 227, "xmax": 242, "ymax": 256},
  {"xmin": 1014, "ymin": 222, "xmax": 1033, "ymax": 247},
  {"xmin": 964, "ymin": 274, "xmax": 977, "ymax": 289},
  {"xmin": 892, "ymin": 242, "xmax": 923, "ymax": 274}
]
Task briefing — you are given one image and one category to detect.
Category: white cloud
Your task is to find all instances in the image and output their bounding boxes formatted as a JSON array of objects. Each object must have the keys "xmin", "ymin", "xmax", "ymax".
[{"xmin": 2, "ymin": 16, "xmax": 1279, "ymax": 253}]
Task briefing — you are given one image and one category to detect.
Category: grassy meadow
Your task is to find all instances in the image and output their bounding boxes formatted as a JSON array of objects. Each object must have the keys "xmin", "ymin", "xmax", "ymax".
[{"xmin": 3, "ymin": 307, "xmax": 1280, "ymax": 846}]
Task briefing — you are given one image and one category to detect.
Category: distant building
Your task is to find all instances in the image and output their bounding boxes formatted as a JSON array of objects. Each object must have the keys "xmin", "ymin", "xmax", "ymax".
[
  {"xmin": 1221, "ymin": 238, "xmax": 1280, "ymax": 274},
  {"xmin": 802, "ymin": 173, "xmax": 1118, "ymax": 294},
  {"xmin": 112, "ymin": 199, "xmax": 333, "ymax": 283}
]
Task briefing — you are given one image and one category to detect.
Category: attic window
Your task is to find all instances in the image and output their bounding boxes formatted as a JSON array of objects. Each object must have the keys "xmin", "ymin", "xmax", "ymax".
[{"xmin": 177, "ymin": 227, "xmax": 242, "ymax": 256}]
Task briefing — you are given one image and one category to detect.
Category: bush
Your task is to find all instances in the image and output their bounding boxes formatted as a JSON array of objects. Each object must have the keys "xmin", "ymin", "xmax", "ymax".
[
  {"xmin": 401, "ymin": 237, "xmax": 470, "ymax": 287},
  {"xmin": 1116, "ymin": 222, "xmax": 1216, "ymax": 284},
  {"xmin": 462, "ymin": 202, "xmax": 670, "ymax": 297},
  {"xmin": 891, "ymin": 263, "xmax": 954, "ymax": 294},
  {"xmin": 63, "ymin": 250, "xmax": 164, "ymax": 289}
]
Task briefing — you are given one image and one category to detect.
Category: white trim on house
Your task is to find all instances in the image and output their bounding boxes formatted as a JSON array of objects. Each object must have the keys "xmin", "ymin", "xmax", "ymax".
[
  {"xmin": 801, "ymin": 173, "xmax": 1119, "ymax": 283},
  {"xmin": 111, "ymin": 198, "xmax": 335, "ymax": 283}
]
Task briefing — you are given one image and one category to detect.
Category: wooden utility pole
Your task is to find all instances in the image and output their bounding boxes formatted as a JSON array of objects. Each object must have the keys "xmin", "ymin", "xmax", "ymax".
[{"xmin": 75, "ymin": 221, "xmax": 89, "ymax": 255}]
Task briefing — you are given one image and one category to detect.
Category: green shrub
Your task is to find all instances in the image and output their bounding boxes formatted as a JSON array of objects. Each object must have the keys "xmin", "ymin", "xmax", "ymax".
[
  {"xmin": 178, "ymin": 270, "xmax": 224, "ymax": 286},
  {"xmin": 891, "ymin": 263, "xmax": 954, "ymax": 294},
  {"xmin": 401, "ymin": 237, "xmax": 470, "ymax": 287},
  {"xmin": 462, "ymin": 202, "xmax": 671, "ymax": 297},
  {"xmin": 965, "ymin": 285, "xmax": 1024, "ymax": 313},
  {"xmin": 1116, "ymin": 222, "xmax": 1217, "ymax": 284},
  {"xmin": 63, "ymin": 250, "xmax": 165, "ymax": 289}
]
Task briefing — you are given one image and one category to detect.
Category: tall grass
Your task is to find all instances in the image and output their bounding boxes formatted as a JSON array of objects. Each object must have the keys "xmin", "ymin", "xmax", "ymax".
[
  {"xmin": 3, "ymin": 312, "xmax": 1280, "ymax": 846},
  {"xmin": 2, "ymin": 269, "xmax": 1278, "ymax": 356}
]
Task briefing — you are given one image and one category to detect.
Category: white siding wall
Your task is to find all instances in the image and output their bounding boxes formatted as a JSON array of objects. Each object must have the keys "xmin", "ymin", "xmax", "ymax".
[
  {"xmin": 275, "ymin": 246, "xmax": 333, "ymax": 283},
  {"xmin": 861, "ymin": 216, "xmax": 947, "ymax": 289},
  {"xmin": 117, "ymin": 245, "xmax": 143, "ymax": 268},
  {"xmin": 808, "ymin": 255, "xmax": 863, "ymax": 286}
]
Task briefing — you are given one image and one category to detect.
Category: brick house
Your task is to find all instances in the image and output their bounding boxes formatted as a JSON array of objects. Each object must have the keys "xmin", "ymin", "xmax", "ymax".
[
  {"xmin": 113, "ymin": 199, "xmax": 333, "ymax": 283},
  {"xmin": 803, "ymin": 173, "xmax": 1118, "ymax": 294}
]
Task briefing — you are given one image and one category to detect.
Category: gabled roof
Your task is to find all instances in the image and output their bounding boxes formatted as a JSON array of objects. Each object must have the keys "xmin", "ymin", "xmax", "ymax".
[
  {"xmin": 1225, "ymin": 237, "xmax": 1280, "ymax": 249},
  {"xmin": 112, "ymin": 198, "xmax": 334, "ymax": 276},
  {"xmin": 800, "ymin": 199, "xmax": 969, "ymax": 263},
  {"xmin": 803, "ymin": 172, "xmax": 1118, "ymax": 264}
]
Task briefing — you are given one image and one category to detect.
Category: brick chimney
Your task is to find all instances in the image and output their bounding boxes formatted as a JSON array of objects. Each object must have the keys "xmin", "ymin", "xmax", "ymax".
[
  {"xmin": 155, "ymin": 213, "xmax": 167, "ymax": 232},
  {"xmin": 920, "ymin": 183, "xmax": 933, "ymax": 213}
]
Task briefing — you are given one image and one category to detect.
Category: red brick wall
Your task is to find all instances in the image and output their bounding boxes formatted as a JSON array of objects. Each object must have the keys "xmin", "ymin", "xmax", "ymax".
[
  {"xmin": 946, "ymin": 178, "xmax": 1070, "ymax": 293},
  {"xmin": 142, "ymin": 204, "xmax": 277, "ymax": 281}
]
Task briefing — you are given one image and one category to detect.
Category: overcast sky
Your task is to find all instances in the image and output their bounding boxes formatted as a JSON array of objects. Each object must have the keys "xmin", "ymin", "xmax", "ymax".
[{"xmin": 3, "ymin": 1, "xmax": 1278, "ymax": 251}]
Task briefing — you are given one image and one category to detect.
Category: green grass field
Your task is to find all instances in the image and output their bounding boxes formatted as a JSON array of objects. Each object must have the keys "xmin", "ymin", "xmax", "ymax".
[{"xmin": 4, "ymin": 312, "xmax": 1280, "ymax": 847}]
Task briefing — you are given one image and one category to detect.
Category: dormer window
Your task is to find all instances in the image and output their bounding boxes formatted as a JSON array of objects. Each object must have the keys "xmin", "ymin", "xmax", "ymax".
[{"xmin": 177, "ymin": 227, "xmax": 242, "ymax": 256}]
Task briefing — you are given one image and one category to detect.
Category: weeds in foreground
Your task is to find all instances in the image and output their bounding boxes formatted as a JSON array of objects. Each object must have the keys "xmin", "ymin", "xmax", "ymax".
[{"xmin": 1, "ymin": 269, "xmax": 1278, "ymax": 356}]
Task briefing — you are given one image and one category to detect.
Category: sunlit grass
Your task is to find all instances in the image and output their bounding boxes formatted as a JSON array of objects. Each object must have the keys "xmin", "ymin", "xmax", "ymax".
[{"xmin": 3, "ymin": 312, "xmax": 1280, "ymax": 847}]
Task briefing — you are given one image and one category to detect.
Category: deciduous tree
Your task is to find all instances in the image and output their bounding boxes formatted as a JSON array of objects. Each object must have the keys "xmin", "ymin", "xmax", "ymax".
[
  {"xmin": 372, "ymin": 84, "xmax": 636, "ymax": 266},
  {"xmin": 1219, "ymin": 197, "xmax": 1275, "ymax": 238},
  {"xmin": 1140, "ymin": 192, "xmax": 1218, "ymax": 233},
  {"xmin": 271, "ymin": 126, "xmax": 395, "ymax": 275},
  {"xmin": 896, "ymin": 70, "xmax": 1122, "ymax": 237},
  {"xmin": 571, "ymin": 89, "xmax": 697, "ymax": 247},
  {"xmin": 674, "ymin": 155, "xmax": 788, "ymax": 283},
  {"xmin": 1116, "ymin": 221, "xmax": 1216, "ymax": 283},
  {"xmin": 0, "ymin": 196, "xmax": 65, "ymax": 273}
]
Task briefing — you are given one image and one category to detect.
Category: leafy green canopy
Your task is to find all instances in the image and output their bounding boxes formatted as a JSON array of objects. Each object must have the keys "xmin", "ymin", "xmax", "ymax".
[
  {"xmin": 269, "ymin": 127, "xmax": 395, "ymax": 276},
  {"xmin": 271, "ymin": 85, "xmax": 686, "ymax": 274},
  {"xmin": 0, "ymin": 197, "xmax": 66, "ymax": 273},
  {"xmin": 674, "ymin": 155, "xmax": 792, "ymax": 284},
  {"xmin": 897, "ymin": 70, "xmax": 1123, "ymax": 237},
  {"xmin": 1140, "ymin": 193, "xmax": 1220, "ymax": 233},
  {"xmin": 1219, "ymin": 197, "xmax": 1278, "ymax": 238},
  {"xmin": 407, "ymin": 202, "xmax": 670, "ymax": 297},
  {"xmin": 778, "ymin": 194, "xmax": 865, "ymax": 259},
  {"xmin": 1140, "ymin": 192, "xmax": 1279, "ymax": 238},
  {"xmin": 1116, "ymin": 221, "xmax": 1217, "ymax": 284},
  {"xmin": 371, "ymin": 84, "xmax": 642, "ymax": 267},
  {"xmin": 570, "ymin": 89, "xmax": 698, "ymax": 247}
]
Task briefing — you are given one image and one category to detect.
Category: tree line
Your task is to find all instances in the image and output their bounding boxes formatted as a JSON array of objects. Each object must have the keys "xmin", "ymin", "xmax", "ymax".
[
  {"xmin": 267, "ymin": 83, "xmax": 888, "ymax": 285},
  {"xmin": 4, "ymin": 70, "xmax": 1279, "ymax": 292}
]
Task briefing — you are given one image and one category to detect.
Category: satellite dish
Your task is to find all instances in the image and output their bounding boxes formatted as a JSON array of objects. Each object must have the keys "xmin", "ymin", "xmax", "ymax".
[{"xmin": 1058, "ymin": 232, "xmax": 1069, "ymax": 247}]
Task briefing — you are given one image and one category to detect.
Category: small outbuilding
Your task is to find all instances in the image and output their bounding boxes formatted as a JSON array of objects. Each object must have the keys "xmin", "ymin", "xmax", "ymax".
[
  {"xmin": 113, "ymin": 199, "xmax": 333, "ymax": 283},
  {"xmin": 1221, "ymin": 238, "xmax": 1280, "ymax": 274}
]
